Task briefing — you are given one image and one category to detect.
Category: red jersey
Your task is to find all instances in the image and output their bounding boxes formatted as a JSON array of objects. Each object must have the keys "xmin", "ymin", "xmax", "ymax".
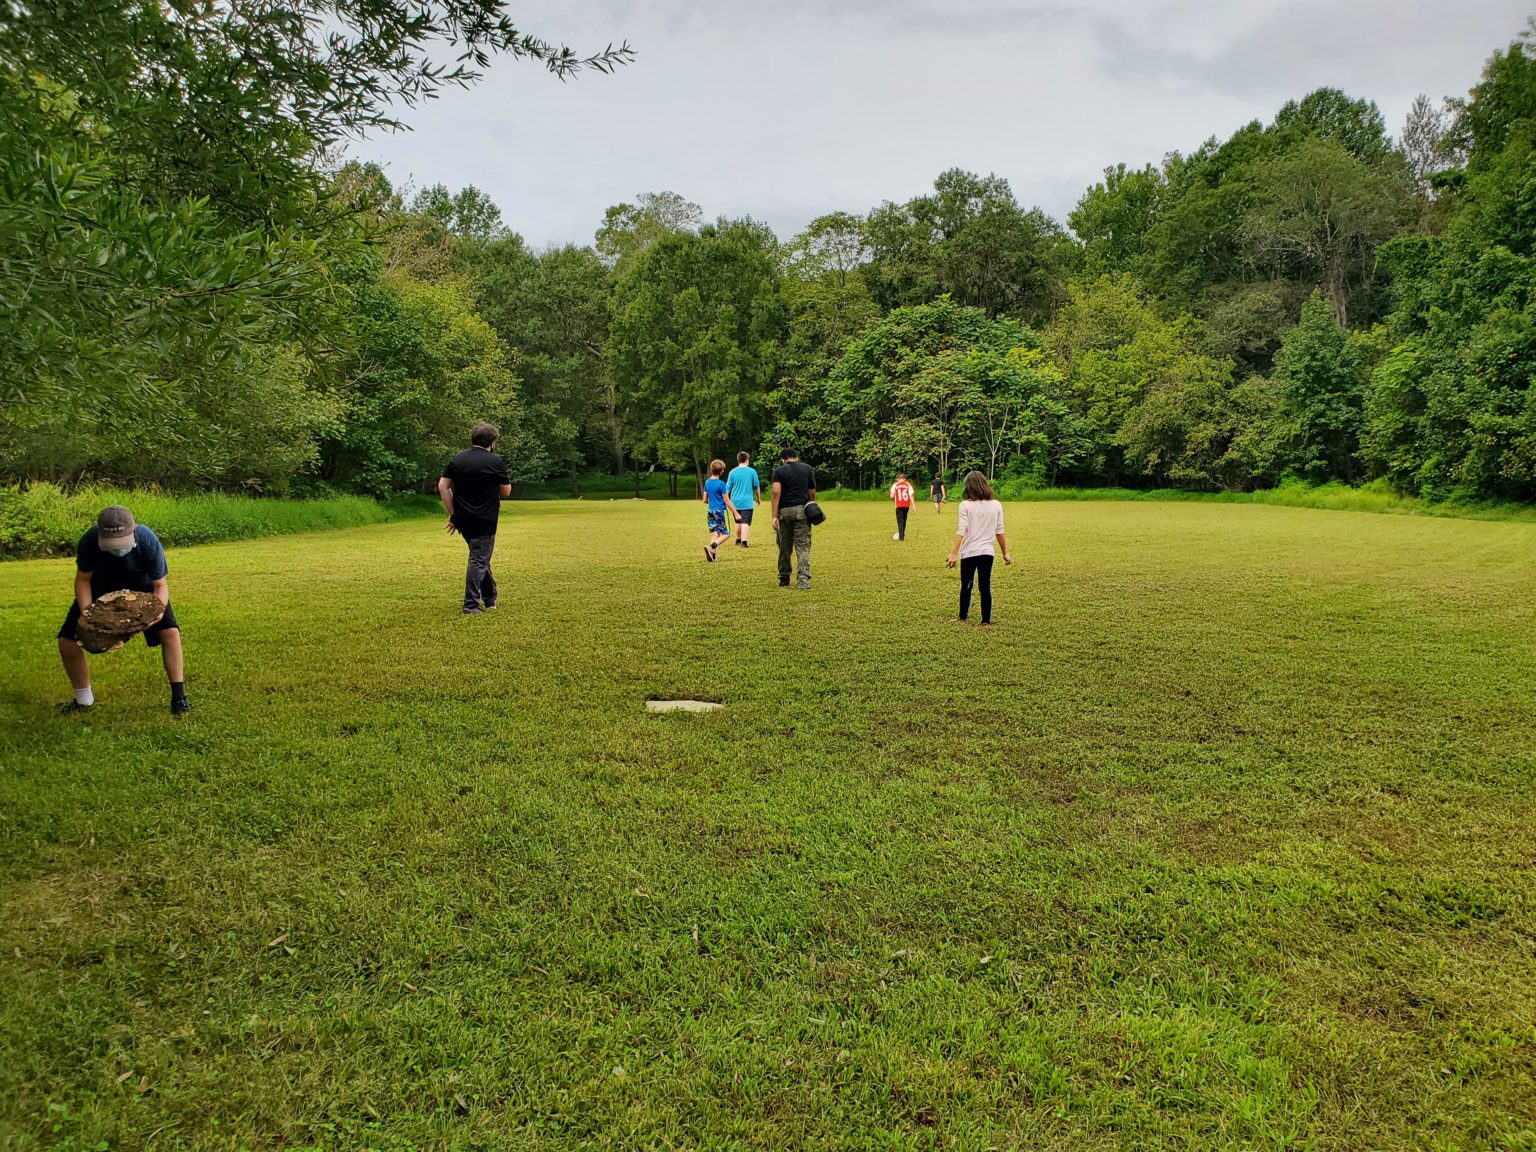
[{"xmin": 890, "ymin": 480, "xmax": 914, "ymax": 507}]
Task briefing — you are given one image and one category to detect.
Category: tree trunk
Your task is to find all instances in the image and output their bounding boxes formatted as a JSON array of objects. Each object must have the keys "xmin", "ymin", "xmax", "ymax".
[
  {"xmin": 606, "ymin": 380, "xmax": 623, "ymax": 475},
  {"xmin": 1326, "ymin": 258, "xmax": 1349, "ymax": 329}
]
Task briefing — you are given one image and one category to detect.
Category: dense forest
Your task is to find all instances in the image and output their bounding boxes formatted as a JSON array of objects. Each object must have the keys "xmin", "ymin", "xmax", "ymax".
[{"xmin": 5, "ymin": 4, "xmax": 1536, "ymax": 502}]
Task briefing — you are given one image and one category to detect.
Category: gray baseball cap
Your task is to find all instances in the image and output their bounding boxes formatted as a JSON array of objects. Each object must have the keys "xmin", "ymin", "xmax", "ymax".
[{"xmin": 96, "ymin": 505, "xmax": 137, "ymax": 550}]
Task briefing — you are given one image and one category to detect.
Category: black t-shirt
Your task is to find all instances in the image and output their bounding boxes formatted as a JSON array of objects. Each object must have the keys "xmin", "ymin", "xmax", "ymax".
[
  {"xmin": 76, "ymin": 525, "xmax": 168, "ymax": 596},
  {"xmin": 443, "ymin": 448, "xmax": 510, "ymax": 537},
  {"xmin": 772, "ymin": 460, "xmax": 816, "ymax": 508}
]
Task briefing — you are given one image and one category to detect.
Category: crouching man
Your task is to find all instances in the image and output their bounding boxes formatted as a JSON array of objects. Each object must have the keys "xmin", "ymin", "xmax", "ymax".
[{"xmin": 57, "ymin": 505, "xmax": 190, "ymax": 715}]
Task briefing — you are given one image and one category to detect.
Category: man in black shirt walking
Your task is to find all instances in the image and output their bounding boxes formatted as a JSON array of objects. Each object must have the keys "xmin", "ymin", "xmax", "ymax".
[
  {"xmin": 438, "ymin": 422, "xmax": 512, "ymax": 614},
  {"xmin": 770, "ymin": 448, "xmax": 817, "ymax": 590}
]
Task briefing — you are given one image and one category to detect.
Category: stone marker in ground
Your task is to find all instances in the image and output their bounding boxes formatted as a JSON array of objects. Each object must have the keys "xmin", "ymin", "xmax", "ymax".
[{"xmin": 645, "ymin": 699, "xmax": 724, "ymax": 714}]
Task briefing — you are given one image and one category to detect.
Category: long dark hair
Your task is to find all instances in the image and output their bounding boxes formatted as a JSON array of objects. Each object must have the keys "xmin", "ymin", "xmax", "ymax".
[{"xmin": 962, "ymin": 470, "xmax": 994, "ymax": 501}]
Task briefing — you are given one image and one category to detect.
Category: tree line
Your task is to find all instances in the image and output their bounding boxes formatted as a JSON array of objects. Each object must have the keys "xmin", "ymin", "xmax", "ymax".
[{"xmin": 5, "ymin": 5, "xmax": 1535, "ymax": 503}]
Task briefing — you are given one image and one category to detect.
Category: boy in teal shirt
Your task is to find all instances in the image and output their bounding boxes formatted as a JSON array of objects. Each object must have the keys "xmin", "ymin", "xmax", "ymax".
[{"xmin": 726, "ymin": 451, "xmax": 761, "ymax": 548}]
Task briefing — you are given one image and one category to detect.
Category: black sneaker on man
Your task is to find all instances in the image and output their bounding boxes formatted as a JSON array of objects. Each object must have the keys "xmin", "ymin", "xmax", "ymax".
[
  {"xmin": 171, "ymin": 696, "xmax": 193, "ymax": 716},
  {"xmin": 55, "ymin": 699, "xmax": 93, "ymax": 715}
]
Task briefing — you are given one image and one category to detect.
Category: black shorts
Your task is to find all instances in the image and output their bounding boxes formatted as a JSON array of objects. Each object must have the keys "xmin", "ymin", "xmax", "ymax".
[
  {"xmin": 59, "ymin": 600, "xmax": 179, "ymax": 648},
  {"xmin": 737, "ymin": 508, "xmax": 754, "ymax": 525}
]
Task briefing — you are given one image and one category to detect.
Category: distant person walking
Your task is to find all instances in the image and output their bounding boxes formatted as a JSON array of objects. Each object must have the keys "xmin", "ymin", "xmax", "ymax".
[
  {"xmin": 56, "ymin": 505, "xmax": 190, "ymax": 715},
  {"xmin": 726, "ymin": 451, "xmax": 761, "ymax": 548},
  {"xmin": 702, "ymin": 459, "xmax": 738, "ymax": 562},
  {"xmin": 945, "ymin": 471, "xmax": 1012, "ymax": 626},
  {"xmin": 438, "ymin": 421, "xmax": 511, "ymax": 615},
  {"xmin": 890, "ymin": 472, "xmax": 914, "ymax": 540},
  {"xmin": 771, "ymin": 448, "xmax": 817, "ymax": 589},
  {"xmin": 930, "ymin": 472, "xmax": 946, "ymax": 513}
]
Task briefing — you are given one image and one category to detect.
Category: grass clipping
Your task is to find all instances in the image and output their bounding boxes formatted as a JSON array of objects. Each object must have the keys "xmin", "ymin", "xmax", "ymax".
[{"xmin": 76, "ymin": 589, "xmax": 163, "ymax": 653}]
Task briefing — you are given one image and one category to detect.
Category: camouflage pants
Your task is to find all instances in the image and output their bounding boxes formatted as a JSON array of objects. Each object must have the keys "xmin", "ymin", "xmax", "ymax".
[{"xmin": 776, "ymin": 505, "xmax": 812, "ymax": 588}]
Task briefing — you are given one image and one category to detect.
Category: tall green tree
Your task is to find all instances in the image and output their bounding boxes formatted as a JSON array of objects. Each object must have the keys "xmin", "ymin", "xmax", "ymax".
[
  {"xmin": 864, "ymin": 169, "xmax": 1074, "ymax": 322},
  {"xmin": 411, "ymin": 184, "xmax": 509, "ymax": 245},
  {"xmin": 1272, "ymin": 87, "xmax": 1392, "ymax": 161},
  {"xmin": 473, "ymin": 238, "xmax": 616, "ymax": 479},
  {"xmin": 1, "ymin": 0, "xmax": 627, "ymax": 483},
  {"xmin": 1242, "ymin": 137, "xmax": 1411, "ymax": 328},
  {"xmin": 1045, "ymin": 275, "xmax": 1244, "ymax": 485},
  {"xmin": 1070, "ymin": 163, "xmax": 1163, "ymax": 278},
  {"xmin": 596, "ymin": 191, "xmax": 703, "ymax": 277},
  {"xmin": 772, "ymin": 214, "xmax": 881, "ymax": 481},
  {"xmin": 319, "ymin": 270, "xmax": 520, "ymax": 495},
  {"xmin": 829, "ymin": 297, "xmax": 1033, "ymax": 478},
  {"xmin": 609, "ymin": 220, "xmax": 786, "ymax": 482},
  {"xmin": 1364, "ymin": 23, "xmax": 1536, "ymax": 500},
  {"xmin": 1272, "ymin": 294, "xmax": 1371, "ymax": 483}
]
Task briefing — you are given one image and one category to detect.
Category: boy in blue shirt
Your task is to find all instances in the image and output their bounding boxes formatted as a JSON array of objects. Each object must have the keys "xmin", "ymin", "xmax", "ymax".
[
  {"xmin": 726, "ymin": 451, "xmax": 761, "ymax": 548},
  {"xmin": 701, "ymin": 458, "xmax": 737, "ymax": 563}
]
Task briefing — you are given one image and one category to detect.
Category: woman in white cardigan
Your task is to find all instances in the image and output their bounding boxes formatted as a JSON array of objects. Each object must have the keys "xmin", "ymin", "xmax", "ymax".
[{"xmin": 944, "ymin": 471, "xmax": 1012, "ymax": 625}]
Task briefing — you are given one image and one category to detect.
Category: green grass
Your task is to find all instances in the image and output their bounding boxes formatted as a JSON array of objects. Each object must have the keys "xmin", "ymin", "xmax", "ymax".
[
  {"xmin": 2, "ymin": 501, "xmax": 1534, "ymax": 1150},
  {"xmin": 0, "ymin": 484, "xmax": 439, "ymax": 560}
]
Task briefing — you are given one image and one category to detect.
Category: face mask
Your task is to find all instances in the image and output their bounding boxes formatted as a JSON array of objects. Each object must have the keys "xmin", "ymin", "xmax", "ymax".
[{"xmin": 106, "ymin": 546, "xmax": 133, "ymax": 557}]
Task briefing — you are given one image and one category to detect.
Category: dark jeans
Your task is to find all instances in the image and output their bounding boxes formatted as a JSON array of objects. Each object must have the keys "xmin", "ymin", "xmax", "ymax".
[
  {"xmin": 776, "ymin": 504, "xmax": 812, "ymax": 588},
  {"xmin": 959, "ymin": 554, "xmax": 994, "ymax": 623},
  {"xmin": 463, "ymin": 534, "xmax": 497, "ymax": 611},
  {"xmin": 895, "ymin": 506, "xmax": 909, "ymax": 539}
]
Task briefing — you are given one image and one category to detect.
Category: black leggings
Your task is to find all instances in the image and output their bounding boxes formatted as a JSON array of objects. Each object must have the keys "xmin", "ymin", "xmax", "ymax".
[
  {"xmin": 959, "ymin": 554, "xmax": 994, "ymax": 623},
  {"xmin": 895, "ymin": 506, "xmax": 909, "ymax": 539}
]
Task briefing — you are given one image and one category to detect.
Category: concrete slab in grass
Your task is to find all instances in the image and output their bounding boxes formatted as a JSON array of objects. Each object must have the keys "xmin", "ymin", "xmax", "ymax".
[{"xmin": 645, "ymin": 699, "xmax": 724, "ymax": 714}]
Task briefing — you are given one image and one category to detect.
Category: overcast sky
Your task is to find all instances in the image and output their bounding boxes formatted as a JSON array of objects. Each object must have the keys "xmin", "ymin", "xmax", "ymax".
[{"xmin": 350, "ymin": 0, "xmax": 1531, "ymax": 250}]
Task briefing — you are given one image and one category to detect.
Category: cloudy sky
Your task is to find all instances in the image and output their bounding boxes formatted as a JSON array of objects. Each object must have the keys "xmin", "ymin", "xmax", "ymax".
[{"xmin": 351, "ymin": 0, "xmax": 1531, "ymax": 249}]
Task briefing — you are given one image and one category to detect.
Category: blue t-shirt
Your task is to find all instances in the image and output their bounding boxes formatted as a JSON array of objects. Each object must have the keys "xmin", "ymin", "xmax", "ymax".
[
  {"xmin": 704, "ymin": 477, "xmax": 729, "ymax": 512},
  {"xmin": 726, "ymin": 464, "xmax": 760, "ymax": 510},
  {"xmin": 76, "ymin": 525, "xmax": 168, "ymax": 596}
]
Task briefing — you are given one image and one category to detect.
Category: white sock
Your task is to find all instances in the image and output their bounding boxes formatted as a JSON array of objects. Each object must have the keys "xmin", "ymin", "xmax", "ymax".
[{"xmin": 74, "ymin": 686, "xmax": 94, "ymax": 706}]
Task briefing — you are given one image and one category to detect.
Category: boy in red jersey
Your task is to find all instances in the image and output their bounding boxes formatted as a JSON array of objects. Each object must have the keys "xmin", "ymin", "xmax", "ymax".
[{"xmin": 889, "ymin": 472, "xmax": 914, "ymax": 540}]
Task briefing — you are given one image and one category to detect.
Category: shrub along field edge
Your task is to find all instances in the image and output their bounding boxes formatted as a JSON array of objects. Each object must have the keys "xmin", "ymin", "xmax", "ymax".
[
  {"xmin": 820, "ymin": 480, "xmax": 1536, "ymax": 523},
  {"xmin": 0, "ymin": 484, "xmax": 440, "ymax": 561}
]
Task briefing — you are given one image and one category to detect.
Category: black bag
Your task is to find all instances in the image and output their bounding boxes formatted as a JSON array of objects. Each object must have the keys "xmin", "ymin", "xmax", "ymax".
[{"xmin": 804, "ymin": 501, "xmax": 826, "ymax": 526}]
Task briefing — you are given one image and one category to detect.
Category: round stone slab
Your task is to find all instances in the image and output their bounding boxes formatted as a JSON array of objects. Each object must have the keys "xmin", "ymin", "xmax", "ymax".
[{"xmin": 645, "ymin": 699, "xmax": 724, "ymax": 714}]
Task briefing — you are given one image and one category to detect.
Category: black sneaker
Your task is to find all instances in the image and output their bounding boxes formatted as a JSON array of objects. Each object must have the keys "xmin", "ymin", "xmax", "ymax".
[
  {"xmin": 55, "ymin": 699, "xmax": 93, "ymax": 715},
  {"xmin": 704, "ymin": 545, "xmax": 717, "ymax": 563},
  {"xmin": 462, "ymin": 606, "xmax": 485, "ymax": 615},
  {"xmin": 778, "ymin": 579, "xmax": 790, "ymax": 588},
  {"xmin": 483, "ymin": 602, "xmax": 498, "ymax": 610},
  {"xmin": 171, "ymin": 696, "xmax": 193, "ymax": 716}
]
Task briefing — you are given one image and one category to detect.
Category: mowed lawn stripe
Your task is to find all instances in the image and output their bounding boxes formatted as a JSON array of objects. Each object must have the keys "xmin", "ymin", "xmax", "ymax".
[{"xmin": 2, "ymin": 501, "xmax": 1533, "ymax": 1150}]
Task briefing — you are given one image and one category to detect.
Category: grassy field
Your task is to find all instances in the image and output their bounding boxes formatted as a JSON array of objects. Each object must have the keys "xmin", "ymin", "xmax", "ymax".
[{"xmin": 2, "ymin": 500, "xmax": 1534, "ymax": 1151}]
